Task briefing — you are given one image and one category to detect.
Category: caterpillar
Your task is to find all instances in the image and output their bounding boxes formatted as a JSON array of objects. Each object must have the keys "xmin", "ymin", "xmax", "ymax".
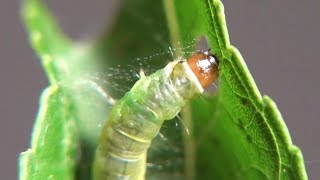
[{"xmin": 93, "ymin": 50, "xmax": 219, "ymax": 180}]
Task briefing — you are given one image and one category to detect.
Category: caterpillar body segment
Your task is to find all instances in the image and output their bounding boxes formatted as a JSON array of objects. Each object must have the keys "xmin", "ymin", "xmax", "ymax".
[{"xmin": 93, "ymin": 51, "xmax": 219, "ymax": 180}]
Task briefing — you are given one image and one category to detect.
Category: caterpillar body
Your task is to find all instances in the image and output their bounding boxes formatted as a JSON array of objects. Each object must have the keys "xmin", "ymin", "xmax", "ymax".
[{"xmin": 93, "ymin": 50, "xmax": 219, "ymax": 180}]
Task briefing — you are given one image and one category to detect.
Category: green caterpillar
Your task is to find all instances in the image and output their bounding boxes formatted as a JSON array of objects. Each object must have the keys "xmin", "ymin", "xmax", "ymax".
[{"xmin": 93, "ymin": 50, "xmax": 219, "ymax": 180}]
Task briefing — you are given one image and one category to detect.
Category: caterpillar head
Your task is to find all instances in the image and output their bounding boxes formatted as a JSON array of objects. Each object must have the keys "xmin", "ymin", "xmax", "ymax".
[{"xmin": 186, "ymin": 50, "xmax": 219, "ymax": 89}]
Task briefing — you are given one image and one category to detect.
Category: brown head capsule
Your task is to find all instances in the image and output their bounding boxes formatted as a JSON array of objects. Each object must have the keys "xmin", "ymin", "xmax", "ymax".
[{"xmin": 187, "ymin": 50, "xmax": 219, "ymax": 89}]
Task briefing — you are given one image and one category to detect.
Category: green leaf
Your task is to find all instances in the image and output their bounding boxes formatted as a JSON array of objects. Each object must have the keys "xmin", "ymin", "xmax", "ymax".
[
  {"xmin": 20, "ymin": 0, "xmax": 307, "ymax": 179},
  {"xmin": 20, "ymin": 86, "xmax": 78, "ymax": 179},
  {"xmin": 20, "ymin": 0, "xmax": 115, "ymax": 179},
  {"xmin": 163, "ymin": 0, "xmax": 307, "ymax": 179}
]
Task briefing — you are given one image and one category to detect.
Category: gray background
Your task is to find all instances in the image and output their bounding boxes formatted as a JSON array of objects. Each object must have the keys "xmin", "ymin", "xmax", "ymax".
[{"xmin": 1, "ymin": 0, "xmax": 319, "ymax": 179}]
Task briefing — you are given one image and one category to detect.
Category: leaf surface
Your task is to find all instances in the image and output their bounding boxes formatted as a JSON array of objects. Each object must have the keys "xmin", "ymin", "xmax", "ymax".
[{"xmin": 163, "ymin": 0, "xmax": 307, "ymax": 179}]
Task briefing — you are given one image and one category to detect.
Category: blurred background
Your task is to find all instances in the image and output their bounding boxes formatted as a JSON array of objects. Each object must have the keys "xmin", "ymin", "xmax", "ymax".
[{"xmin": 1, "ymin": 0, "xmax": 319, "ymax": 179}]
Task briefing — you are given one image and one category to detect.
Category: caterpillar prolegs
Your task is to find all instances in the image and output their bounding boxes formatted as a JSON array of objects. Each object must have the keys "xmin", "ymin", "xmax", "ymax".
[{"xmin": 93, "ymin": 50, "xmax": 219, "ymax": 180}]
